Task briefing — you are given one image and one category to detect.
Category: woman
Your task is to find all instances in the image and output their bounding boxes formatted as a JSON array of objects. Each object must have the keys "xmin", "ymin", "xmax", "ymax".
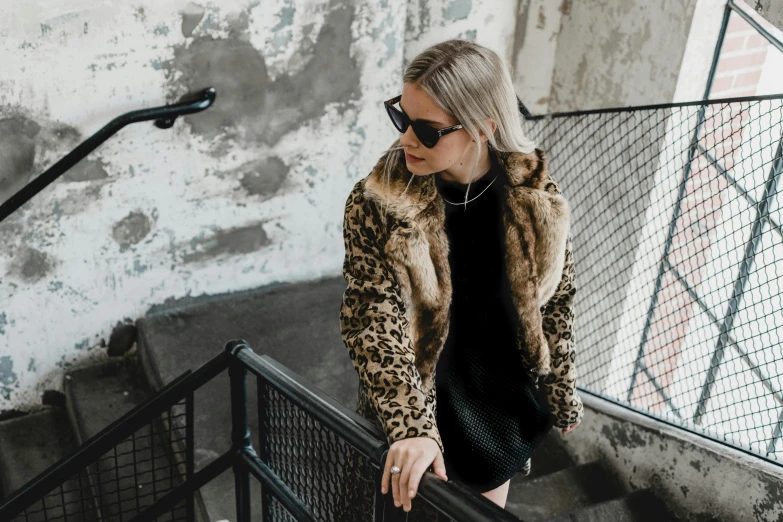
[{"xmin": 339, "ymin": 39, "xmax": 583, "ymax": 519}]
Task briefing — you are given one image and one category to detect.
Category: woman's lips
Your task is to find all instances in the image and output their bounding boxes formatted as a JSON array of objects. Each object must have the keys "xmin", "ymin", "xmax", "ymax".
[{"xmin": 405, "ymin": 151, "xmax": 424, "ymax": 163}]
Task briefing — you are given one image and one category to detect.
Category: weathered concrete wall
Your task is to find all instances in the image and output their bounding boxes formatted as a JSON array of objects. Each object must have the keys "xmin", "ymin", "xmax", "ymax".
[
  {"xmin": 510, "ymin": 0, "xmax": 564, "ymax": 115},
  {"xmin": 556, "ymin": 393, "xmax": 783, "ymax": 522},
  {"xmin": 745, "ymin": 0, "xmax": 783, "ymax": 31},
  {"xmin": 0, "ymin": 0, "xmax": 412, "ymax": 412},
  {"xmin": 547, "ymin": 0, "xmax": 700, "ymax": 112}
]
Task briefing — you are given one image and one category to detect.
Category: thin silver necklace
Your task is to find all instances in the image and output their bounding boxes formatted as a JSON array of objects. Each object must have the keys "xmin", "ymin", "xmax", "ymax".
[{"xmin": 440, "ymin": 172, "xmax": 499, "ymax": 205}]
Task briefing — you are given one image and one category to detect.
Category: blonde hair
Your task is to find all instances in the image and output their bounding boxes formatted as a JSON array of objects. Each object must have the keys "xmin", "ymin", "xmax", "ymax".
[{"xmin": 379, "ymin": 39, "xmax": 537, "ymax": 213}]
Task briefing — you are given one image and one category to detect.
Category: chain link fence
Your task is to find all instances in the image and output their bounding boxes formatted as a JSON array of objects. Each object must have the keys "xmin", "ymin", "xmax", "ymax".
[{"xmin": 522, "ymin": 93, "xmax": 783, "ymax": 463}]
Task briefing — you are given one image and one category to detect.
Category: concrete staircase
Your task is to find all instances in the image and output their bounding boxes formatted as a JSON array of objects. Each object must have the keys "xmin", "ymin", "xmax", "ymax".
[{"xmin": 0, "ymin": 276, "xmax": 684, "ymax": 522}]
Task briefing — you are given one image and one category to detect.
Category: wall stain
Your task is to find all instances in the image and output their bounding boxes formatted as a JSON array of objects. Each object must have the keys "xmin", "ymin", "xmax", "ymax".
[
  {"xmin": 0, "ymin": 115, "xmax": 41, "ymax": 203},
  {"xmin": 0, "ymin": 312, "xmax": 6, "ymax": 335},
  {"xmin": 160, "ymin": 0, "xmax": 361, "ymax": 154},
  {"xmin": 406, "ymin": 1, "xmax": 432, "ymax": 41},
  {"xmin": 752, "ymin": 474, "xmax": 783, "ymax": 521},
  {"xmin": 8, "ymin": 246, "xmax": 53, "ymax": 283},
  {"xmin": 443, "ymin": 0, "xmax": 472, "ymax": 21},
  {"xmin": 182, "ymin": 222, "xmax": 271, "ymax": 264},
  {"xmin": 154, "ymin": 23, "xmax": 170, "ymax": 37},
  {"xmin": 536, "ymin": 4, "xmax": 546, "ymax": 29},
  {"xmin": 112, "ymin": 211, "xmax": 152, "ymax": 252},
  {"xmin": 601, "ymin": 421, "xmax": 648, "ymax": 455},
  {"xmin": 62, "ymin": 158, "xmax": 110, "ymax": 182},
  {"xmin": 511, "ymin": 0, "xmax": 531, "ymax": 86},
  {"xmin": 0, "ymin": 356, "xmax": 18, "ymax": 401},
  {"xmin": 216, "ymin": 156, "xmax": 289, "ymax": 197},
  {"xmin": 181, "ymin": 3, "xmax": 206, "ymax": 38}
]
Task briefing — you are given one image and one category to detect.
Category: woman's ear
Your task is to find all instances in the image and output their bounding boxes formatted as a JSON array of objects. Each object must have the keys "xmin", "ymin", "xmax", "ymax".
[{"xmin": 480, "ymin": 118, "xmax": 498, "ymax": 143}]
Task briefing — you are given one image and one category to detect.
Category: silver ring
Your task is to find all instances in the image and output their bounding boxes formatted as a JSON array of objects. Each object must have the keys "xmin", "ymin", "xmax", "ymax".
[{"xmin": 390, "ymin": 465, "xmax": 401, "ymax": 475}]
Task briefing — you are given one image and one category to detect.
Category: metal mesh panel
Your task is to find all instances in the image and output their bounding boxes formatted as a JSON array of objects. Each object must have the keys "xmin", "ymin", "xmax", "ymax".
[
  {"xmin": 521, "ymin": 95, "xmax": 783, "ymax": 462},
  {"xmin": 257, "ymin": 381, "xmax": 378, "ymax": 522},
  {"xmin": 9, "ymin": 399, "xmax": 191, "ymax": 522}
]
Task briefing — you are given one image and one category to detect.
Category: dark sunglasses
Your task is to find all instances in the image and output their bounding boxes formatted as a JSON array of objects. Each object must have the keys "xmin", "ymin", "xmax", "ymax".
[{"xmin": 384, "ymin": 94, "xmax": 464, "ymax": 148}]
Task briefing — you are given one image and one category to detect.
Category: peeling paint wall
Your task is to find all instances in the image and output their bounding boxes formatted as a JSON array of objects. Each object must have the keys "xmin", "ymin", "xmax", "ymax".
[{"xmin": 0, "ymin": 0, "xmax": 413, "ymax": 413}]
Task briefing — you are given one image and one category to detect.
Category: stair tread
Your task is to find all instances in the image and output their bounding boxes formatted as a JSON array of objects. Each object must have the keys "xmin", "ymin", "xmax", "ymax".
[
  {"xmin": 547, "ymin": 488, "xmax": 681, "ymax": 522},
  {"xmin": 505, "ymin": 460, "xmax": 625, "ymax": 521},
  {"xmin": 0, "ymin": 407, "xmax": 95, "ymax": 521},
  {"xmin": 65, "ymin": 357, "xmax": 151, "ymax": 440},
  {"xmin": 136, "ymin": 276, "xmax": 352, "ymax": 522},
  {"xmin": 524, "ymin": 430, "xmax": 578, "ymax": 480},
  {"xmin": 0, "ymin": 407, "xmax": 77, "ymax": 497},
  {"xmin": 65, "ymin": 356, "xmax": 190, "ymax": 521}
]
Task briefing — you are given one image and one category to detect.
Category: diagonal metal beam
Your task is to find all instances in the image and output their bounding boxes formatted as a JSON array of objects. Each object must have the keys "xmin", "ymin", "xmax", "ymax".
[{"xmin": 693, "ymin": 136, "xmax": 783, "ymax": 425}]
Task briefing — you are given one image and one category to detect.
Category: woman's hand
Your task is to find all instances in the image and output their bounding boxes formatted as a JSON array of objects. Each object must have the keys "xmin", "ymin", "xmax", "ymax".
[
  {"xmin": 561, "ymin": 420, "xmax": 580, "ymax": 434},
  {"xmin": 381, "ymin": 437, "xmax": 448, "ymax": 512}
]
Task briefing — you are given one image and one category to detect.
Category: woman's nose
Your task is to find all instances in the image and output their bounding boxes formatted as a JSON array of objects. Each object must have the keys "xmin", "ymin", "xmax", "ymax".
[{"xmin": 399, "ymin": 125, "xmax": 418, "ymax": 147}]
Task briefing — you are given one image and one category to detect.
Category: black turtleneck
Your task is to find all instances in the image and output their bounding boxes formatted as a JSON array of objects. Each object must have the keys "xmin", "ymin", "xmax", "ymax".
[{"xmin": 432, "ymin": 153, "xmax": 555, "ymax": 493}]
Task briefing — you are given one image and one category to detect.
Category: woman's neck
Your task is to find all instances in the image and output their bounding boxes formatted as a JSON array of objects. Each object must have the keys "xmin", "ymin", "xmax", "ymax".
[{"xmin": 436, "ymin": 145, "xmax": 493, "ymax": 185}]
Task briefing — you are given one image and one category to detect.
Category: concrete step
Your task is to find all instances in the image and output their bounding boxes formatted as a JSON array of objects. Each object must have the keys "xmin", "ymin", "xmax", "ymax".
[
  {"xmin": 0, "ymin": 407, "xmax": 76, "ymax": 498},
  {"xmin": 64, "ymin": 355, "xmax": 204, "ymax": 521},
  {"xmin": 505, "ymin": 460, "xmax": 625, "ymax": 521},
  {"xmin": 133, "ymin": 277, "xmax": 678, "ymax": 522},
  {"xmin": 524, "ymin": 430, "xmax": 578, "ymax": 480},
  {"xmin": 135, "ymin": 276, "xmax": 353, "ymax": 522},
  {"xmin": 547, "ymin": 489, "xmax": 682, "ymax": 522},
  {"xmin": 0, "ymin": 406, "xmax": 97, "ymax": 521}
]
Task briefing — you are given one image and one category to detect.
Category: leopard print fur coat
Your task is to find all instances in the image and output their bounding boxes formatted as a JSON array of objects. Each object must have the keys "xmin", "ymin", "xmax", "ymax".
[{"xmin": 340, "ymin": 146, "xmax": 584, "ymax": 456}]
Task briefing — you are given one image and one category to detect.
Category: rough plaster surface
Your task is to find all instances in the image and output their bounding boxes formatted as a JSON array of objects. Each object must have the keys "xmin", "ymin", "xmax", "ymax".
[
  {"xmin": 745, "ymin": 0, "xmax": 783, "ymax": 31},
  {"xmin": 562, "ymin": 394, "xmax": 783, "ymax": 522},
  {"xmin": 511, "ymin": 0, "xmax": 563, "ymax": 115},
  {"xmin": 548, "ymin": 0, "xmax": 700, "ymax": 112},
  {"xmin": 0, "ymin": 0, "xmax": 411, "ymax": 412}
]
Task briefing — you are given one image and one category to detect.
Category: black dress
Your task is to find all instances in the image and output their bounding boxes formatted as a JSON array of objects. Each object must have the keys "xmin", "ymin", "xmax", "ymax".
[{"xmin": 433, "ymin": 155, "xmax": 555, "ymax": 494}]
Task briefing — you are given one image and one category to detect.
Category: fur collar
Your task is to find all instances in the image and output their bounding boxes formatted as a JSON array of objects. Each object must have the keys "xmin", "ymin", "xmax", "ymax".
[{"xmin": 360, "ymin": 147, "xmax": 571, "ymax": 391}]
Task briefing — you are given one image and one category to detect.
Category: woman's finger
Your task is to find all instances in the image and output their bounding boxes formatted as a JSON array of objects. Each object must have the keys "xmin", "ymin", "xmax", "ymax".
[
  {"xmin": 381, "ymin": 453, "xmax": 392, "ymax": 495},
  {"xmin": 398, "ymin": 455, "xmax": 414, "ymax": 510},
  {"xmin": 391, "ymin": 462, "xmax": 402, "ymax": 507},
  {"xmin": 405, "ymin": 457, "xmax": 432, "ymax": 502}
]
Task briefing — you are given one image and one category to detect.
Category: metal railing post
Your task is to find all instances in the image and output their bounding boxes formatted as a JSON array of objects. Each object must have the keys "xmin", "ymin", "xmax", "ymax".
[{"xmin": 228, "ymin": 340, "xmax": 252, "ymax": 522}]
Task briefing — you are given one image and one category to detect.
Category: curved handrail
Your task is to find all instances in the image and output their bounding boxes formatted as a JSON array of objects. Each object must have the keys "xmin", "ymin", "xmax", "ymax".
[{"xmin": 0, "ymin": 87, "xmax": 216, "ymax": 223}]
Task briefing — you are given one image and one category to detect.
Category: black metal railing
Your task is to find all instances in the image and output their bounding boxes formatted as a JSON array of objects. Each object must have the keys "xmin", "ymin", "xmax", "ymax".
[
  {"xmin": 516, "ymin": 1, "xmax": 783, "ymax": 464},
  {"xmin": 0, "ymin": 87, "xmax": 216, "ymax": 224},
  {"xmin": 0, "ymin": 341, "xmax": 522, "ymax": 522}
]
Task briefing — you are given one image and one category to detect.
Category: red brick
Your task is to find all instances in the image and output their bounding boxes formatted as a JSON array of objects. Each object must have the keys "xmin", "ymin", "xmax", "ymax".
[
  {"xmin": 721, "ymin": 35, "xmax": 746, "ymax": 53},
  {"xmin": 711, "ymin": 75, "xmax": 735, "ymax": 93},
  {"xmin": 745, "ymin": 33, "xmax": 769, "ymax": 49},
  {"xmin": 715, "ymin": 51, "xmax": 768, "ymax": 74},
  {"xmin": 734, "ymin": 69, "xmax": 762, "ymax": 88},
  {"xmin": 727, "ymin": 12, "xmax": 752, "ymax": 33}
]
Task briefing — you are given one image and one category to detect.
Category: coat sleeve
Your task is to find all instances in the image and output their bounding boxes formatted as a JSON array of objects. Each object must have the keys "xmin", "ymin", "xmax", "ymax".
[
  {"xmin": 539, "ymin": 231, "xmax": 584, "ymax": 428},
  {"xmin": 340, "ymin": 181, "xmax": 445, "ymax": 454}
]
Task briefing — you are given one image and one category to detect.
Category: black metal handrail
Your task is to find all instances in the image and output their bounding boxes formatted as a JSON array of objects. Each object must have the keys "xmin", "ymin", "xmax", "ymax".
[
  {"xmin": 0, "ymin": 87, "xmax": 216, "ymax": 223},
  {"xmin": 0, "ymin": 341, "xmax": 523, "ymax": 522}
]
